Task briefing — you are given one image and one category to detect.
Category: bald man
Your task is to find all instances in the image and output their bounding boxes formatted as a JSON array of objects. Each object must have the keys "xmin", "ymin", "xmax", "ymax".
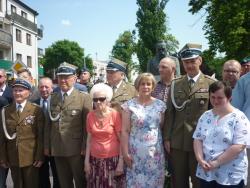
[
  {"xmin": 152, "ymin": 57, "xmax": 176, "ymax": 102},
  {"xmin": 222, "ymin": 60, "xmax": 241, "ymax": 88}
]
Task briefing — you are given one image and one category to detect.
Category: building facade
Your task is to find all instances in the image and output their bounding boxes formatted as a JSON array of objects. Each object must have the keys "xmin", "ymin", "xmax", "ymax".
[{"xmin": 0, "ymin": 0, "xmax": 43, "ymax": 81}]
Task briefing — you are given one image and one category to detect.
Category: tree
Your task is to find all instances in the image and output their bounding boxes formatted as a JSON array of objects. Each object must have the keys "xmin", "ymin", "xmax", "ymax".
[
  {"xmin": 189, "ymin": 0, "xmax": 250, "ymax": 60},
  {"xmin": 135, "ymin": 0, "xmax": 179, "ymax": 72},
  {"xmin": 111, "ymin": 30, "xmax": 136, "ymax": 80},
  {"xmin": 43, "ymin": 39, "xmax": 93, "ymax": 77}
]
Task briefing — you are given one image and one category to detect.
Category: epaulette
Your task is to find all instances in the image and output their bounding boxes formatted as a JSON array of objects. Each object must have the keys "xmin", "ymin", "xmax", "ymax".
[
  {"xmin": 2, "ymin": 104, "xmax": 10, "ymax": 109},
  {"xmin": 79, "ymin": 91, "xmax": 88, "ymax": 94},
  {"xmin": 204, "ymin": 74, "xmax": 217, "ymax": 81},
  {"xmin": 171, "ymin": 75, "xmax": 184, "ymax": 83},
  {"xmin": 31, "ymin": 103, "xmax": 40, "ymax": 107}
]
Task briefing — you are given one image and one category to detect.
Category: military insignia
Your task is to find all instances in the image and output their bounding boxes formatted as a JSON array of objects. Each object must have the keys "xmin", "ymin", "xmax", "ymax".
[
  {"xmin": 198, "ymin": 88, "xmax": 209, "ymax": 92},
  {"xmin": 24, "ymin": 115, "xmax": 35, "ymax": 125},
  {"xmin": 200, "ymin": 100, "xmax": 205, "ymax": 105}
]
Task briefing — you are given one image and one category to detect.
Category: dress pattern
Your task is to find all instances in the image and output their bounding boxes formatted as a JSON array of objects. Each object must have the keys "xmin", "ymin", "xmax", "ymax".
[
  {"xmin": 122, "ymin": 98, "xmax": 166, "ymax": 188},
  {"xmin": 193, "ymin": 109, "xmax": 250, "ymax": 185}
]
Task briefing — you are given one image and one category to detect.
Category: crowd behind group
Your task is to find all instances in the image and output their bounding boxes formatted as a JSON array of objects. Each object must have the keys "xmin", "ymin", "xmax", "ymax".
[{"xmin": 0, "ymin": 43, "xmax": 250, "ymax": 188}]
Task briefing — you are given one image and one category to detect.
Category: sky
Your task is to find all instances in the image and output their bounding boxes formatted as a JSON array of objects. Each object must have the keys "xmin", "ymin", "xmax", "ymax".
[{"xmin": 24, "ymin": 0, "xmax": 208, "ymax": 61}]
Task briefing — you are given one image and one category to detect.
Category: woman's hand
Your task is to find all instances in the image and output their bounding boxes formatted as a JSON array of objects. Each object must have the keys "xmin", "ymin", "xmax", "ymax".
[
  {"xmin": 84, "ymin": 161, "xmax": 91, "ymax": 177},
  {"xmin": 115, "ymin": 158, "xmax": 124, "ymax": 176},
  {"xmin": 208, "ymin": 160, "xmax": 220, "ymax": 170},
  {"xmin": 124, "ymin": 154, "xmax": 133, "ymax": 168},
  {"xmin": 198, "ymin": 159, "xmax": 211, "ymax": 172}
]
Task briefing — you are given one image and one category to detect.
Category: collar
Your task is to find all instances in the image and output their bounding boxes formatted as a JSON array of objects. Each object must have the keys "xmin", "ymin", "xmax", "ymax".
[
  {"xmin": 16, "ymin": 100, "xmax": 27, "ymax": 109},
  {"xmin": 187, "ymin": 71, "xmax": 201, "ymax": 83},
  {"xmin": 60, "ymin": 86, "xmax": 74, "ymax": 97},
  {"xmin": 115, "ymin": 80, "xmax": 123, "ymax": 89},
  {"xmin": 0, "ymin": 84, "xmax": 6, "ymax": 91},
  {"xmin": 40, "ymin": 96, "xmax": 51, "ymax": 106}
]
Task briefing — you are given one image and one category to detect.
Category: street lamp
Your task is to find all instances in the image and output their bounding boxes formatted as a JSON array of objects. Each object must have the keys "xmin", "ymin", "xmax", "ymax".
[{"xmin": 83, "ymin": 54, "xmax": 91, "ymax": 68}]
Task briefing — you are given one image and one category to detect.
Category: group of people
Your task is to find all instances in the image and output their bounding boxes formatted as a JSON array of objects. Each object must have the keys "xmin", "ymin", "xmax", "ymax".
[{"xmin": 0, "ymin": 42, "xmax": 249, "ymax": 188}]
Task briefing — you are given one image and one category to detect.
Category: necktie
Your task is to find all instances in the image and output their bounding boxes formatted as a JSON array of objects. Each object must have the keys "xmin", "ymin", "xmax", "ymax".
[
  {"xmin": 112, "ymin": 86, "xmax": 117, "ymax": 94},
  {"xmin": 63, "ymin": 93, "xmax": 68, "ymax": 103},
  {"xmin": 42, "ymin": 99, "xmax": 48, "ymax": 113},
  {"xmin": 17, "ymin": 104, "xmax": 22, "ymax": 117},
  {"xmin": 189, "ymin": 79, "xmax": 195, "ymax": 90}
]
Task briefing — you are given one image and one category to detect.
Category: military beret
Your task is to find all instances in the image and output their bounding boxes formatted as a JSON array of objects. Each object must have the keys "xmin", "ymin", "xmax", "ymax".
[
  {"xmin": 80, "ymin": 67, "xmax": 90, "ymax": 73},
  {"xmin": 12, "ymin": 78, "xmax": 31, "ymax": 90},
  {"xmin": 179, "ymin": 43, "xmax": 202, "ymax": 60},
  {"xmin": 241, "ymin": 56, "xmax": 250, "ymax": 65},
  {"xmin": 106, "ymin": 58, "xmax": 127, "ymax": 73},
  {"xmin": 56, "ymin": 62, "xmax": 77, "ymax": 76}
]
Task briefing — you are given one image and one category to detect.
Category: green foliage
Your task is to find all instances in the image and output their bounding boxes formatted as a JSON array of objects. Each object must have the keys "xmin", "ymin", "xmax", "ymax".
[
  {"xmin": 135, "ymin": 0, "xmax": 179, "ymax": 72},
  {"xmin": 111, "ymin": 31, "xmax": 136, "ymax": 80},
  {"xmin": 43, "ymin": 39, "xmax": 93, "ymax": 77},
  {"xmin": 189, "ymin": 0, "xmax": 250, "ymax": 60}
]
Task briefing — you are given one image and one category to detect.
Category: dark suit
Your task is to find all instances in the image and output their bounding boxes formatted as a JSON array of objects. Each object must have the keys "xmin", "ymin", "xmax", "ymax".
[
  {"xmin": 47, "ymin": 88, "xmax": 92, "ymax": 188},
  {"xmin": 0, "ymin": 102, "xmax": 44, "ymax": 188},
  {"xmin": 2, "ymin": 86, "xmax": 13, "ymax": 104},
  {"xmin": 34, "ymin": 98, "xmax": 60, "ymax": 188}
]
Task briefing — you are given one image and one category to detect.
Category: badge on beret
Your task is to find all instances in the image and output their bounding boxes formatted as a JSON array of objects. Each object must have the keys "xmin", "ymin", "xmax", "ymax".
[
  {"xmin": 200, "ymin": 100, "xmax": 205, "ymax": 105},
  {"xmin": 71, "ymin": 110, "xmax": 78, "ymax": 116},
  {"xmin": 24, "ymin": 115, "xmax": 35, "ymax": 125}
]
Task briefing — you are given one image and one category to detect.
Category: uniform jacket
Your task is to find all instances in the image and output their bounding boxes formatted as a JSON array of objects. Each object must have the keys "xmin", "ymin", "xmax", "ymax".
[
  {"xmin": 163, "ymin": 73, "xmax": 215, "ymax": 151},
  {"xmin": 47, "ymin": 88, "xmax": 92, "ymax": 156},
  {"xmin": 2, "ymin": 86, "xmax": 13, "ymax": 104},
  {"xmin": 0, "ymin": 102, "xmax": 44, "ymax": 167},
  {"xmin": 111, "ymin": 81, "xmax": 137, "ymax": 112}
]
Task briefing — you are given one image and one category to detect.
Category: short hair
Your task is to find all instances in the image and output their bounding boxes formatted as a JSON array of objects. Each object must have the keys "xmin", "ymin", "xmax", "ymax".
[
  {"xmin": 0, "ymin": 69, "xmax": 7, "ymax": 76},
  {"xmin": 209, "ymin": 81, "xmax": 232, "ymax": 99},
  {"xmin": 90, "ymin": 83, "xmax": 113, "ymax": 102},
  {"xmin": 134, "ymin": 73, "xmax": 156, "ymax": 91},
  {"xmin": 38, "ymin": 77, "xmax": 53, "ymax": 87},
  {"xmin": 17, "ymin": 68, "xmax": 32, "ymax": 77},
  {"xmin": 223, "ymin": 59, "xmax": 241, "ymax": 70},
  {"xmin": 160, "ymin": 57, "xmax": 176, "ymax": 69}
]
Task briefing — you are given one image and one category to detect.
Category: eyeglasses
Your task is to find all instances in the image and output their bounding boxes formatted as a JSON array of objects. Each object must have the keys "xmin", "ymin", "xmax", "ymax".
[{"xmin": 93, "ymin": 97, "xmax": 106, "ymax": 102}]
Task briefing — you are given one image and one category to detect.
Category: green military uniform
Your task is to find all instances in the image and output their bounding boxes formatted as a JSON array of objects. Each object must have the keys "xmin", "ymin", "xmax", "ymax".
[
  {"xmin": 110, "ymin": 80, "xmax": 137, "ymax": 112},
  {"xmin": 0, "ymin": 102, "xmax": 44, "ymax": 188},
  {"xmin": 47, "ymin": 89, "xmax": 92, "ymax": 188},
  {"xmin": 164, "ymin": 73, "xmax": 215, "ymax": 188}
]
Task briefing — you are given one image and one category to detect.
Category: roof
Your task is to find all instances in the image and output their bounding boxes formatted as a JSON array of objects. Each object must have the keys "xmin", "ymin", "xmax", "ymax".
[{"xmin": 12, "ymin": 0, "xmax": 39, "ymax": 16}]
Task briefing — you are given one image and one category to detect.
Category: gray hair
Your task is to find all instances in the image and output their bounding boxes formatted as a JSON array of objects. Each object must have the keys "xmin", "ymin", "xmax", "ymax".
[
  {"xmin": 0, "ymin": 69, "xmax": 7, "ymax": 76},
  {"xmin": 90, "ymin": 83, "xmax": 113, "ymax": 102}
]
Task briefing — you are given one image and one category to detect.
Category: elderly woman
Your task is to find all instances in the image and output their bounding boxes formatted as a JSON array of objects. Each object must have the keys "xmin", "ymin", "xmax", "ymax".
[
  {"xmin": 193, "ymin": 81, "xmax": 250, "ymax": 188},
  {"xmin": 84, "ymin": 83, "xmax": 125, "ymax": 187},
  {"xmin": 121, "ymin": 73, "xmax": 166, "ymax": 187}
]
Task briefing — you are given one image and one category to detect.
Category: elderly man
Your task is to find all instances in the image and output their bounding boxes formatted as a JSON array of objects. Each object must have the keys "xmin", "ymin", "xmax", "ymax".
[
  {"xmin": 152, "ymin": 57, "xmax": 176, "ymax": 102},
  {"xmin": 0, "ymin": 78, "xmax": 44, "ymax": 188},
  {"xmin": 222, "ymin": 59, "xmax": 241, "ymax": 88},
  {"xmin": 0, "ymin": 69, "xmax": 13, "ymax": 103},
  {"xmin": 106, "ymin": 58, "xmax": 137, "ymax": 112},
  {"xmin": 47, "ymin": 62, "xmax": 92, "ymax": 188},
  {"xmin": 163, "ymin": 43, "xmax": 215, "ymax": 188},
  {"xmin": 35, "ymin": 77, "xmax": 60, "ymax": 188},
  {"xmin": 240, "ymin": 56, "xmax": 250, "ymax": 76},
  {"xmin": 17, "ymin": 68, "xmax": 40, "ymax": 102}
]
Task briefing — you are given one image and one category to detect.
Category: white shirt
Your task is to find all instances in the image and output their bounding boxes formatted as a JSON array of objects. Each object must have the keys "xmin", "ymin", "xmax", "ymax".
[
  {"xmin": 193, "ymin": 109, "xmax": 250, "ymax": 185},
  {"xmin": 113, "ymin": 80, "xmax": 123, "ymax": 93},
  {"xmin": 0, "ymin": 84, "xmax": 6, "ymax": 96},
  {"xmin": 16, "ymin": 100, "xmax": 27, "ymax": 112},
  {"xmin": 187, "ymin": 71, "xmax": 201, "ymax": 83},
  {"xmin": 60, "ymin": 87, "xmax": 74, "ymax": 98},
  {"xmin": 40, "ymin": 96, "xmax": 51, "ymax": 108}
]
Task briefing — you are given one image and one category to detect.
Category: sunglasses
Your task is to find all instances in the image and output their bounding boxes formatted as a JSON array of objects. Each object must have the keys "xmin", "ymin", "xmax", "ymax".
[{"xmin": 93, "ymin": 97, "xmax": 106, "ymax": 102}]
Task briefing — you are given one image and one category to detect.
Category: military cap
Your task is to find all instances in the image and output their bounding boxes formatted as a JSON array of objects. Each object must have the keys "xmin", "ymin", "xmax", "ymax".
[
  {"xmin": 241, "ymin": 56, "xmax": 250, "ymax": 65},
  {"xmin": 80, "ymin": 67, "xmax": 90, "ymax": 73},
  {"xmin": 12, "ymin": 78, "xmax": 31, "ymax": 90},
  {"xmin": 179, "ymin": 43, "xmax": 202, "ymax": 60},
  {"xmin": 56, "ymin": 62, "xmax": 77, "ymax": 76},
  {"xmin": 106, "ymin": 58, "xmax": 127, "ymax": 73}
]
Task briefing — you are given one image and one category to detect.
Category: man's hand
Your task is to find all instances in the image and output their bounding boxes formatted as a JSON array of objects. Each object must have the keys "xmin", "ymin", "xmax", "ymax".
[
  {"xmin": 33, "ymin": 160, "xmax": 43, "ymax": 167},
  {"xmin": 164, "ymin": 140, "xmax": 171, "ymax": 154}
]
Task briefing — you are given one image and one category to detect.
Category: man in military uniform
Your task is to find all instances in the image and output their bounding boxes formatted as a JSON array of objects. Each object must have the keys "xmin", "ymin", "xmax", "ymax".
[
  {"xmin": 79, "ymin": 67, "xmax": 93, "ymax": 92},
  {"xmin": 163, "ymin": 44, "xmax": 215, "ymax": 188},
  {"xmin": 46, "ymin": 62, "xmax": 92, "ymax": 188},
  {"xmin": 106, "ymin": 58, "xmax": 137, "ymax": 112},
  {"xmin": 0, "ymin": 78, "xmax": 44, "ymax": 188}
]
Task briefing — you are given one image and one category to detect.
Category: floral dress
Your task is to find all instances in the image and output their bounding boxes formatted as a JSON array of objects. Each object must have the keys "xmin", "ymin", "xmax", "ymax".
[{"xmin": 121, "ymin": 98, "xmax": 166, "ymax": 188}]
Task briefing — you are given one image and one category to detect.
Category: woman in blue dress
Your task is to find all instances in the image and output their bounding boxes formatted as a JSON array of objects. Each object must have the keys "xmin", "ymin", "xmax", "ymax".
[{"xmin": 121, "ymin": 73, "xmax": 166, "ymax": 188}]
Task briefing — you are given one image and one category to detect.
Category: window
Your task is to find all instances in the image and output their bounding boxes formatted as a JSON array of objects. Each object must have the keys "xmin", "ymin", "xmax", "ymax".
[
  {"xmin": 0, "ymin": 0, "xmax": 3, "ymax": 12},
  {"xmin": 0, "ymin": 51, "xmax": 3, "ymax": 59},
  {"xmin": 11, "ymin": 5, "xmax": 16, "ymax": 13},
  {"xmin": 16, "ymin": 29, "xmax": 21, "ymax": 42},
  {"xmin": 21, "ymin": 11, "xmax": 27, "ymax": 19},
  {"xmin": 16, "ymin": 53, "xmax": 22, "ymax": 61},
  {"xmin": 27, "ymin": 56, "xmax": 32, "ymax": 68},
  {"xmin": 26, "ymin": 33, "xmax": 31, "ymax": 45}
]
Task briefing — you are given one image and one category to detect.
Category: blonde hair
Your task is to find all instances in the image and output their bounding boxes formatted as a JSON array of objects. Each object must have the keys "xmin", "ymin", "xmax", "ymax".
[{"xmin": 134, "ymin": 73, "xmax": 156, "ymax": 91}]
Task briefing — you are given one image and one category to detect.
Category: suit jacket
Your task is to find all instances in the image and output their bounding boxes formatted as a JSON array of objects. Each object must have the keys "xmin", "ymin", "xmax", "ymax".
[
  {"xmin": 2, "ymin": 86, "xmax": 13, "ymax": 104},
  {"xmin": 163, "ymin": 73, "xmax": 215, "ymax": 151},
  {"xmin": 47, "ymin": 88, "xmax": 92, "ymax": 156},
  {"xmin": 111, "ymin": 81, "xmax": 137, "ymax": 112},
  {"xmin": 0, "ymin": 102, "xmax": 44, "ymax": 167}
]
